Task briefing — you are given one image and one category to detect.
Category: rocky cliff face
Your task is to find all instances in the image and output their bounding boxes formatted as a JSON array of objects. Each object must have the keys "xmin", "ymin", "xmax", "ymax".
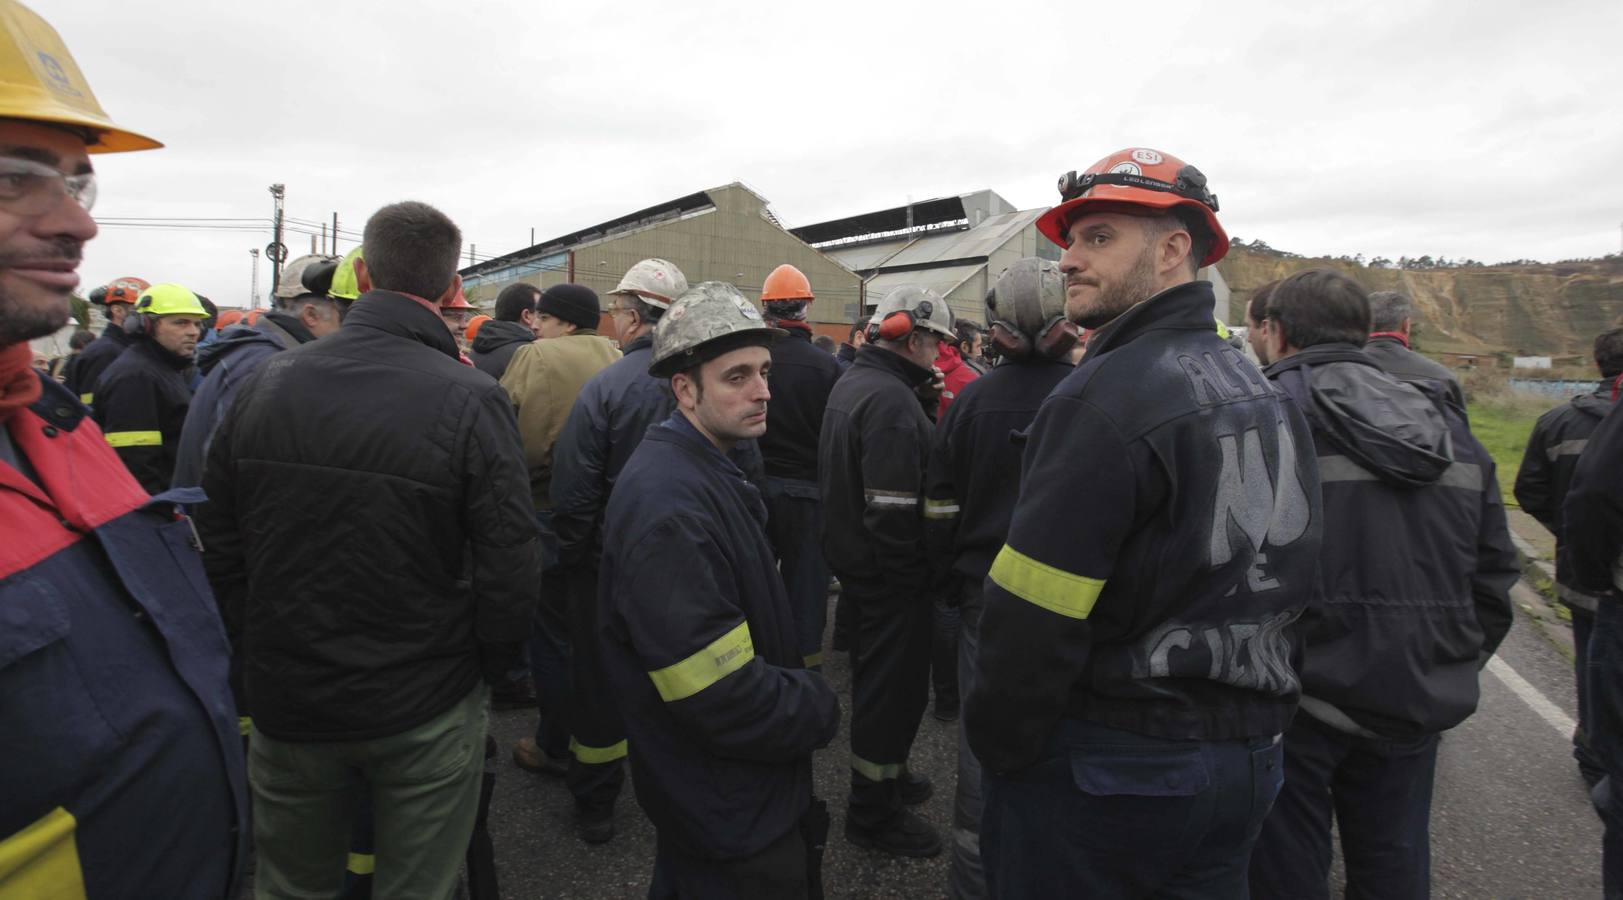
[{"xmin": 1217, "ymin": 249, "xmax": 1623, "ymax": 356}]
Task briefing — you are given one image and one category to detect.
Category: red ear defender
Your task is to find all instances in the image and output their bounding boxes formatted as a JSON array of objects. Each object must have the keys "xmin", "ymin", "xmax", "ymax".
[
  {"xmin": 1034, "ymin": 317, "xmax": 1081, "ymax": 359},
  {"xmin": 988, "ymin": 321, "xmax": 1031, "ymax": 360},
  {"xmin": 874, "ymin": 309, "xmax": 916, "ymax": 342}
]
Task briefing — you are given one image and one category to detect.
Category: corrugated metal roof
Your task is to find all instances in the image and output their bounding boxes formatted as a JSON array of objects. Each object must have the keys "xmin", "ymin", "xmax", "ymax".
[
  {"xmin": 862, "ymin": 263, "xmax": 986, "ymax": 306},
  {"xmin": 821, "ymin": 209, "xmax": 1044, "ymax": 274},
  {"xmin": 821, "ymin": 238, "xmax": 911, "ymax": 273}
]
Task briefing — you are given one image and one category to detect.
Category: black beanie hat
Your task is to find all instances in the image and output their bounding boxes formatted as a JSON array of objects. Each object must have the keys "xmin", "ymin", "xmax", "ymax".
[{"xmin": 538, "ymin": 283, "xmax": 601, "ymax": 330}]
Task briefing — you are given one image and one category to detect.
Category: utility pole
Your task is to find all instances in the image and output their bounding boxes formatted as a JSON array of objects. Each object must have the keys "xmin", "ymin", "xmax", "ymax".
[
  {"xmin": 530, "ymin": 227, "xmax": 535, "ymax": 247},
  {"xmin": 268, "ymin": 183, "xmax": 286, "ymax": 291},
  {"xmin": 333, "ymin": 212, "xmax": 340, "ymax": 254},
  {"xmin": 249, "ymin": 248, "xmax": 260, "ymax": 309},
  {"xmin": 469, "ymin": 243, "xmax": 476, "ymax": 266},
  {"xmin": 320, "ymin": 223, "xmax": 327, "ymax": 255}
]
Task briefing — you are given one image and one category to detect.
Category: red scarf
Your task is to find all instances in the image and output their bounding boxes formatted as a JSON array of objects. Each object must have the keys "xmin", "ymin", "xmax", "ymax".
[
  {"xmin": 1368, "ymin": 331, "xmax": 1409, "ymax": 348},
  {"xmin": 772, "ymin": 319, "xmax": 813, "ymax": 334},
  {"xmin": 0, "ymin": 342, "xmax": 42, "ymax": 421}
]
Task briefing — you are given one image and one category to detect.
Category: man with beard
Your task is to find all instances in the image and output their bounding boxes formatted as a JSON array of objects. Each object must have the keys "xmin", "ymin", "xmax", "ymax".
[
  {"xmin": 965, "ymin": 148, "xmax": 1323, "ymax": 896},
  {"xmin": 92, "ymin": 282, "xmax": 209, "ymax": 493},
  {"xmin": 0, "ymin": 3, "xmax": 247, "ymax": 894},
  {"xmin": 599, "ymin": 282, "xmax": 840, "ymax": 898}
]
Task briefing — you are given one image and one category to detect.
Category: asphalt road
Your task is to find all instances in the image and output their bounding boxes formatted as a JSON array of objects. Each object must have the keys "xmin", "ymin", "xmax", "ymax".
[{"xmin": 480, "ymin": 582, "xmax": 1606, "ymax": 899}]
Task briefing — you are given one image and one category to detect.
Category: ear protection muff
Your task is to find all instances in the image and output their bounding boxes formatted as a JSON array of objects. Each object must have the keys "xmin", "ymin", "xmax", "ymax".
[
  {"xmin": 988, "ymin": 316, "xmax": 1079, "ymax": 361},
  {"xmin": 868, "ymin": 299, "xmax": 935, "ymax": 342}
]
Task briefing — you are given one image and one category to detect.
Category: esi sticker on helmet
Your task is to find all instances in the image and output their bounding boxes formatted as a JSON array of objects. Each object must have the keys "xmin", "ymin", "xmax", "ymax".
[{"xmin": 1131, "ymin": 148, "xmax": 1164, "ymax": 165}]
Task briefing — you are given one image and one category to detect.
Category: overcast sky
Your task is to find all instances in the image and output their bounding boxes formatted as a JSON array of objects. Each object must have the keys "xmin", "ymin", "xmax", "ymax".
[{"xmin": 52, "ymin": 0, "xmax": 1623, "ymax": 306}]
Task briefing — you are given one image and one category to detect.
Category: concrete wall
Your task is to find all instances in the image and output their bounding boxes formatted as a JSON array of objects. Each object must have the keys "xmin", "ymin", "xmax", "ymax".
[{"xmin": 464, "ymin": 185, "xmax": 863, "ymax": 325}]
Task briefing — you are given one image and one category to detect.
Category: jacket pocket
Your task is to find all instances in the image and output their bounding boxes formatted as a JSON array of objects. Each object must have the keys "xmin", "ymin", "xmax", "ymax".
[
  {"xmin": 1069, "ymin": 744, "xmax": 1211, "ymax": 798},
  {"xmin": 0, "ymin": 807, "xmax": 87, "ymax": 900},
  {"xmin": 0, "ymin": 575, "xmax": 70, "ymax": 670}
]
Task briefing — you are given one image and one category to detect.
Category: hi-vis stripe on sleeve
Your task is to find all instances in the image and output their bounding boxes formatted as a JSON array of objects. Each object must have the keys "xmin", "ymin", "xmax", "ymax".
[
  {"xmin": 104, "ymin": 430, "xmax": 162, "ymax": 448},
  {"xmin": 648, "ymin": 621, "xmax": 755, "ymax": 702},
  {"xmin": 78, "ymin": 392, "xmax": 94, "ymax": 404},
  {"xmin": 865, "ymin": 489, "xmax": 919, "ymax": 509},
  {"xmin": 924, "ymin": 498, "xmax": 960, "ymax": 520},
  {"xmin": 0, "ymin": 807, "xmax": 87, "ymax": 900},
  {"xmin": 988, "ymin": 545, "xmax": 1105, "ymax": 619}
]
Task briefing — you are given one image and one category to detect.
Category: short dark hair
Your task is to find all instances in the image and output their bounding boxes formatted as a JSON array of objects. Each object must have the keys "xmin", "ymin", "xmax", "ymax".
[
  {"xmin": 69, "ymin": 328, "xmax": 95, "ymax": 350},
  {"xmin": 1595, "ymin": 327, "xmax": 1623, "ymax": 378},
  {"xmin": 849, "ymin": 316, "xmax": 871, "ymax": 342},
  {"xmin": 494, "ymin": 283, "xmax": 541, "ymax": 322},
  {"xmin": 813, "ymin": 334, "xmax": 837, "ymax": 353},
  {"xmin": 362, "ymin": 201, "xmax": 462, "ymax": 300},
  {"xmin": 1143, "ymin": 209, "xmax": 1211, "ymax": 277},
  {"xmin": 1263, "ymin": 267, "xmax": 1370, "ymax": 350},
  {"xmin": 954, "ymin": 320, "xmax": 982, "ymax": 347},
  {"xmin": 1247, "ymin": 279, "xmax": 1280, "ymax": 326},
  {"xmin": 1368, "ymin": 291, "xmax": 1413, "ymax": 332}
]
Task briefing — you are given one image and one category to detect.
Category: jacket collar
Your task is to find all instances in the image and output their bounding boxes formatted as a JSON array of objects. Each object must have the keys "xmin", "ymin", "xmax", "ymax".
[
  {"xmin": 622, "ymin": 333, "xmax": 654, "ymax": 354},
  {"xmin": 854, "ymin": 343, "xmax": 932, "ymax": 385},
  {"xmin": 259, "ymin": 310, "xmax": 317, "ymax": 348},
  {"xmin": 1087, "ymin": 280, "xmax": 1218, "ymax": 358},
  {"xmin": 656, "ymin": 410, "xmax": 742, "ymax": 471},
  {"xmin": 1263, "ymin": 342, "xmax": 1379, "ymax": 377},
  {"xmin": 133, "ymin": 333, "xmax": 195, "ymax": 370},
  {"xmin": 343, "ymin": 290, "xmax": 460, "ymax": 359}
]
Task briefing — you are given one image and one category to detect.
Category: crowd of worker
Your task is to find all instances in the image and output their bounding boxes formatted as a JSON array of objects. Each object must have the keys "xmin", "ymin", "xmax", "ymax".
[{"xmin": 8, "ymin": 3, "xmax": 1623, "ymax": 899}]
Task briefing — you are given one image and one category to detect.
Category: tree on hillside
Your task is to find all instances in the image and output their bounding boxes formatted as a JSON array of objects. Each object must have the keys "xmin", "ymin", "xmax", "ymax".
[{"xmin": 1370, "ymin": 256, "xmax": 1393, "ymax": 269}]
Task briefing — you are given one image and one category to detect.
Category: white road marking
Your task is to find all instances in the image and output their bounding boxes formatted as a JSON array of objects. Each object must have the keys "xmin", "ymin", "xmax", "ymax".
[{"xmin": 1486, "ymin": 654, "xmax": 1576, "ymax": 738}]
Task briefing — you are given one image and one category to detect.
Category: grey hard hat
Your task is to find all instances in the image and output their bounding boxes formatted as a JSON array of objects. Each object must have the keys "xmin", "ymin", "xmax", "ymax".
[
  {"xmin": 276, "ymin": 253, "xmax": 339, "ymax": 300},
  {"xmin": 611, "ymin": 258, "xmax": 689, "ymax": 309},
  {"xmin": 987, "ymin": 258, "xmax": 1066, "ymax": 341},
  {"xmin": 650, "ymin": 281, "xmax": 787, "ymax": 378},
  {"xmin": 871, "ymin": 285, "xmax": 955, "ymax": 339}
]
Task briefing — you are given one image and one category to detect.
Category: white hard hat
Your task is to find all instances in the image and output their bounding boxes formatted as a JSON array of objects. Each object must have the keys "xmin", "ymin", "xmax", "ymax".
[{"xmin": 611, "ymin": 258, "xmax": 688, "ymax": 309}]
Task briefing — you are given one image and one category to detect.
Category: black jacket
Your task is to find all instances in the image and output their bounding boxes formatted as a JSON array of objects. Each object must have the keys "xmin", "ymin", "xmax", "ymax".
[
  {"xmin": 1267, "ymin": 344, "xmax": 1518, "ymax": 739},
  {"xmin": 64, "ymin": 322, "xmax": 133, "ymax": 404},
  {"xmin": 835, "ymin": 342, "xmax": 856, "ymax": 371},
  {"xmin": 469, "ymin": 319, "xmax": 534, "ymax": 380},
  {"xmin": 965, "ymin": 281, "xmax": 1325, "ymax": 773},
  {"xmin": 172, "ymin": 312, "xmax": 314, "ymax": 489},
  {"xmin": 1364, "ymin": 335, "xmax": 1466, "ymax": 413},
  {"xmin": 195, "ymin": 290, "xmax": 543, "ymax": 741},
  {"xmin": 818, "ymin": 344, "xmax": 937, "ymax": 594},
  {"xmin": 599, "ymin": 413, "xmax": 839, "ymax": 860},
  {"xmin": 925, "ymin": 357, "xmax": 1073, "ymax": 586},
  {"xmin": 1563, "ymin": 398, "xmax": 1623, "ymax": 596},
  {"xmin": 759, "ymin": 326, "xmax": 841, "ymax": 482},
  {"xmin": 1516, "ymin": 388, "xmax": 1616, "ymax": 611},
  {"xmin": 92, "ymin": 337, "xmax": 194, "ymax": 494}
]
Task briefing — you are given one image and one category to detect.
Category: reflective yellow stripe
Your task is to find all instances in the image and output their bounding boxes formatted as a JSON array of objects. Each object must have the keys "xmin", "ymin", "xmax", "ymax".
[
  {"xmin": 347, "ymin": 852, "xmax": 375, "ymax": 875},
  {"xmin": 0, "ymin": 807, "xmax": 87, "ymax": 900},
  {"xmin": 803, "ymin": 652, "xmax": 823, "ymax": 668},
  {"xmin": 988, "ymin": 545, "xmax": 1105, "ymax": 620},
  {"xmin": 238, "ymin": 716, "xmax": 253, "ymax": 736},
  {"xmin": 647, "ymin": 621, "xmax": 754, "ymax": 702},
  {"xmin": 851, "ymin": 754, "xmax": 901, "ymax": 781},
  {"xmin": 104, "ymin": 430, "xmax": 162, "ymax": 448},
  {"xmin": 77, "ymin": 392, "xmax": 93, "ymax": 404},
  {"xmin": 569, "ymin": 737, "xmax": 628, "ymax": 764},
  {"xmin": 924, "ymin": 498, "xmax": 960, "ymax": 520}
]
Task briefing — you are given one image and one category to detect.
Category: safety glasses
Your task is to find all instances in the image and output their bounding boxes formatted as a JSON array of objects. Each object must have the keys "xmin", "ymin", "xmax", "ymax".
[{"xmin": 0, "ymin": 156, "xmax": 96, "ymax": 216}]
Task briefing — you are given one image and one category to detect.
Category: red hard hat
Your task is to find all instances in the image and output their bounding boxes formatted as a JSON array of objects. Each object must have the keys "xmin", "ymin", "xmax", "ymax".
[
  {"xmin": 1035, "ymin": 148, "xmax": 1228, "ymax": 268},
  {"xmin": 441, "ymin": 286, "xmax": 474, "ymax": 310},
  {"xmin": 761, "ymin": 264, "xmax": 814, "ymax": 302},
  {"xmin": 103, "ymin": 276, "xmax": 150, "ymax": 305}
]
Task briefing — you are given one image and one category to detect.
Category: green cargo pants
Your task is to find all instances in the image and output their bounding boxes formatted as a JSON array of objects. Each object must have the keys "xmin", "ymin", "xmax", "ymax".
[{"xmin": 249, "ymin": 683, "xmax": 490, "ymax": 900}]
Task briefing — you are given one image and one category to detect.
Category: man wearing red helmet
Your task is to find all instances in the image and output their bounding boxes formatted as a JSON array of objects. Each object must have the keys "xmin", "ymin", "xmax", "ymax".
[
  {"xmin": 964, "ymin": 148, "xmax": 1324, "ymax": 896},
  {"xmin": 62, "ymin": 275, "xmax": 146, "ymax": 404}
]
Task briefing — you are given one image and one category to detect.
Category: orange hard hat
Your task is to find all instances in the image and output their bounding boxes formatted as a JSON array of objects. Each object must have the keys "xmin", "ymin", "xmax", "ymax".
[
  {"xmin": 761, "ymin": 264, "xmax": 814, "ymax": 302},
  {"xmin": 215, "ymin": 309, "xmax": 244, "ymax": 332},
  {"xmin": 244, "ymin": 308, "xmax": 265, "ymax": 325},
  {"xmin": 465, "ymin": 314, "xmax": 491, "ymax": 342},
  {"xmin": 441, "ymin": 286, "xmax": 474, "ymax": 310},
  {"xmin": 1035, "ymin": 148, "xmax": 1228, "ymax": 268},
  {"xmin": 103, "ymin": 276, "xmax": 150, "ymax": 305}
]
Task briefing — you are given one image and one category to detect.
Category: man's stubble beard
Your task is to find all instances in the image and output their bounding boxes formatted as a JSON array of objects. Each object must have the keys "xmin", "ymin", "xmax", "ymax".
[{"xmin": 1069, "ymin": 245, "xmax": 1160, "ymax": 331}]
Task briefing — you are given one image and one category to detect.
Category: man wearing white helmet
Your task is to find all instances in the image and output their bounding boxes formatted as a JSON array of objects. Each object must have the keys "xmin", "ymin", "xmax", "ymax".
[
  {"xmin": 599, "ymin": 281, "xmax": 840, "ymax": 898},
  {"xmin": 818, "ymin": 284, "xmax": 955, "ymax": 857},
  {"xmin": 548, "ymin": 257, "xmax": 688, "ymax": 843}
]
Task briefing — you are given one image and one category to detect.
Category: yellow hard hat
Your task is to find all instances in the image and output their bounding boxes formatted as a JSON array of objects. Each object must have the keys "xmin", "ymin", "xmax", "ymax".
[
  {"xmin": 329, "ymin": 247, "xmax": 363, "ymax": 300},
  {"xmin": 0, "ymin": 1, "xmax": 160, "ymax": 153},
  {"xmin": 134, "ymin": 283, "xmax": 207, "ymax": 317}
]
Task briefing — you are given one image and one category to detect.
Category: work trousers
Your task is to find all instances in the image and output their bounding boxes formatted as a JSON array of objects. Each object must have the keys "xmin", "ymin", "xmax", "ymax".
[
  {"xmin": 649, "ymin": 826, "xmax": 810, "ymax": 900},
  {"xmin": 565, "ymin": 563, "xmax": 626, "ymax": 816},
  {"xmin": 1572, "ymin": 605, "xmax": 1607, "ymax": 783},
  {"xmin": 949, "ymin": 579, "xmax": 986, "ymax": 899},
  {"xmin": 249, "ymin": 683, "xmax": 489, "ymax": 900},
  {"xmin": 932, "ymin": 595, "xmax": 961, "ymax": 714},
  {"xmin": 1587, "ymin": 599, "xmax": 1623, "ymax": 899},
  {"xmin": 1250, "ymin": 714, "xmax": 1439, "ymax": 900},
  {"xmin": 841, "ymin": 577, "xmax": 932, "ymax": 829},
  {"xmin": 762, "ymin": 477, "xmax": 830, "ymax": 667},
  {"xmin": 528, "ymin": 508, "xmax": 573, "ymax": 760},
  {"xmin": 983, "ymin": 718, "xmax": 1283, "ymax": 900}
]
